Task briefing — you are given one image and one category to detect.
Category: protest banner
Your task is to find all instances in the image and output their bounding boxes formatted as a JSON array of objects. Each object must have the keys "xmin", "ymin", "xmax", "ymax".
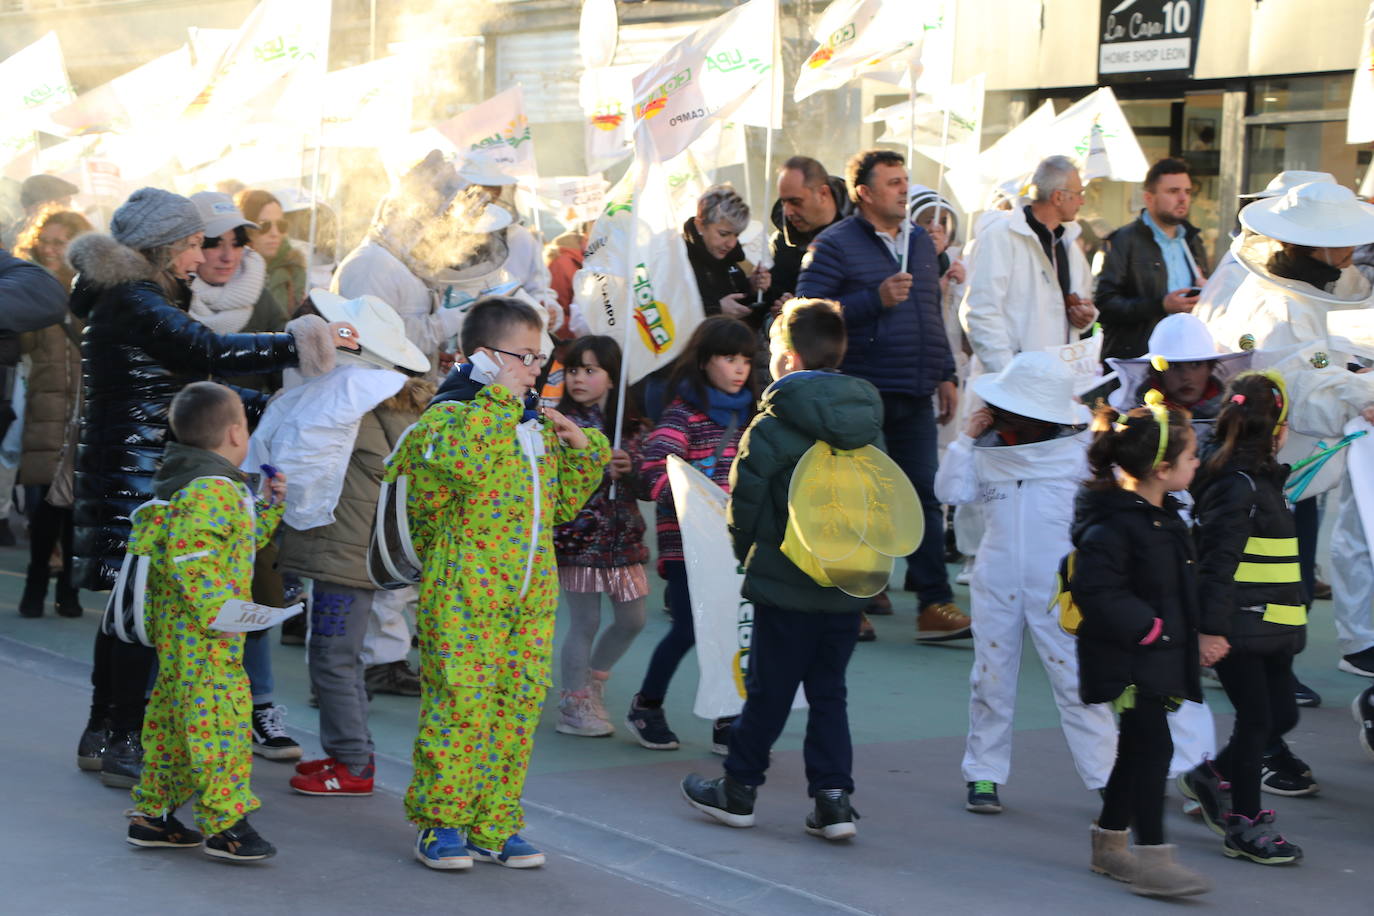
[{"xmin": 666, "ymin": 456, "xmax": 807, "ymax": 720}]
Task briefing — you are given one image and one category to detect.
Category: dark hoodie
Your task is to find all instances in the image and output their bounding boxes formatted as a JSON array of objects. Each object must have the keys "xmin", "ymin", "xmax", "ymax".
[
  {"xmin": 764, "ymin": 174, "xmax": 850, "ymax": 305},
  {"xmin": 1069, "ymin": 486, "xmax": 1202, "ymax": 705},
  {"xmin": 153, "ymin": 441, "xmax": 249, "ymax": 500},
  {"xmin": 727, "ymin": 369, "xmax": 884, "ymax": 613}
]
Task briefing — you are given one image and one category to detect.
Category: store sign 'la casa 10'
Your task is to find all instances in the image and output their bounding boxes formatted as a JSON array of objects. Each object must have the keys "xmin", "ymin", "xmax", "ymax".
[{"xmin": 1098, "ymin": 0, "xmax": 1204, "ymax": 82}]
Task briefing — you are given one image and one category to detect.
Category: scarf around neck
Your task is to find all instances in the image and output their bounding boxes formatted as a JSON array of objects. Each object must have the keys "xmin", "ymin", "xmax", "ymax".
[
  {"xmin": 681, "ymin": 382, "xmax": 753, "ymax": 428},
  {"xmin": 189, "ymin": 246, "xmax": 266, "ymax": 333}
]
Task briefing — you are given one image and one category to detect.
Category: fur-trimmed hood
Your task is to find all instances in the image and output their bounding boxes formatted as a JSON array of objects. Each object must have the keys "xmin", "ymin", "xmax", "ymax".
[{"xmin": 66, "ymin": 233, "xmax": 155, "ymax": 289}]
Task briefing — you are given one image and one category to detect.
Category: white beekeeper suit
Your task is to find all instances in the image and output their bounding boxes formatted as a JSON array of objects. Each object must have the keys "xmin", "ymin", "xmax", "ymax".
[
  {"xmin": 1194, "ymin": 171, "xmax": 1336, "ymax": 330},
  {"xmin": 1208, "ymin": 181, "xmax": 1374, "ymax": 665},
  {"xmin": 959, "ymin": 204, "xmax": 1095, "ymax": 377},
  {"xmin": 934, "ymin": 353, "xmax": 1117, "ymax": 791}
]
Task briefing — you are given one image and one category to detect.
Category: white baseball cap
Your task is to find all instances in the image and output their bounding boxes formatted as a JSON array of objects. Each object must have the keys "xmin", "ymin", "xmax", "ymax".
[{"xmin": 189, "ymin": 191, "xmax": 257, "ymax": 239}]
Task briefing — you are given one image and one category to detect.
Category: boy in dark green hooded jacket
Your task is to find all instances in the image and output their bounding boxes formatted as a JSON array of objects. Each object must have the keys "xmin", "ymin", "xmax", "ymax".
[{"xmin": 681, "ymin": 298, "xmax": 884, "ymax": 841}]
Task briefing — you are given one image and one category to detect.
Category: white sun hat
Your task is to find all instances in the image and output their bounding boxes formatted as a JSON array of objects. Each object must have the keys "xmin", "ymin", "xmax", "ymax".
[
  {"xmin": 458, "ymin": 150, "xmax": 519, "ymax": 187},
  {"xmin": 971, "ymin": 350, "xmax": 1091, "ymax": 426},
  {"xmin": 308, "ymin": 289, "xmax": 430, "ymax": 374},
  {"xmin": 1238, "ymin": 170, "xmax": 1336, "ymax": 200},
  {"xmin": 1240, "ymin": 181, "xmax": 1374, "ymax": 247},
  {"xmin": 1105, "ymin": 314, "xmax": 1253, "ymax": 410}
]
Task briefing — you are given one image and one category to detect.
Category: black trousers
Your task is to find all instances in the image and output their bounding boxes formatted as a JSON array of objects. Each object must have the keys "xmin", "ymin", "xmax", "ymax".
[
  {"xmin": 25, "ymin": 491, "xmax": 75, "ymax": 598},
  {"xmin": 1098, "ymin": 694, "xmax": 1173, "ymax": 846},
  {"xmin": 90, "ymin": 627, "xmax": 155, "ymax": 732},
  {"xmin": 1214, "ymin": 647, "xmax": 1299, "ymax": 817},
  {"xmin": 724, "ymin": 604, "xmax": 860, "ymax": 797}
]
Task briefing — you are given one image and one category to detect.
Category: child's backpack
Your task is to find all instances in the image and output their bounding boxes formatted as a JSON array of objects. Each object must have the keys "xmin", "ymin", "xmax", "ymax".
[
  {"xmin": 1052, "ymin": 550, "xmax": 1082, "ymax": 636},
  {"xmin": 100, "ymin": 500, "xmax": 168, "ymax": 647}
]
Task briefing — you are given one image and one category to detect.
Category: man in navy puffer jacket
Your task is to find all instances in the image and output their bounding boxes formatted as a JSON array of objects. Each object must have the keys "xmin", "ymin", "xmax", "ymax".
[{"xmin": 796, "ymin": 149, "xmax": 969, "ymax": 641}]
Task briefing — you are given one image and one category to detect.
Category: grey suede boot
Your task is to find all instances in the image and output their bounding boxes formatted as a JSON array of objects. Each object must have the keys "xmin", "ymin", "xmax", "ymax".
[
  {"xmin": 1130, "ymin": 844, "xmax": 1210, "ymax": 897},
  {"xmin": 1090, "ymin": 823, "xmax": 1138, "ymax": 882}
]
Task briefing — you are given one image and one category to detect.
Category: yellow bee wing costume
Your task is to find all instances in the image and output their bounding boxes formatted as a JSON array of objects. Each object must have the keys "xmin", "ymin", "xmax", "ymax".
[{"xmin": 780, "ymin": 442, "xmax": 923, "ymax": 598}]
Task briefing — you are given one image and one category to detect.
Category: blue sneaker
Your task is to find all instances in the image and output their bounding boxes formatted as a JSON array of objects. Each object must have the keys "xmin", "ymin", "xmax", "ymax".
[
  {"xmin": 466, "ymin": 834, "xmax": 546, "ymax": 868},
  {"xmin": 415, "ymin": 827, "xmax": 473, "ymax": 870}
]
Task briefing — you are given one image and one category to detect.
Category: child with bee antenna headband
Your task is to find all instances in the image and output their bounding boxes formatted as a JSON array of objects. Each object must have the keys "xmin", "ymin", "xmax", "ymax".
[
  {"xmin": 1180, "ymin": 370, "xmax": 1307, "ymax": 867},
  {"xmin": 1070, "ymin": 392, "xmax": 1210, "ymax": 898}
]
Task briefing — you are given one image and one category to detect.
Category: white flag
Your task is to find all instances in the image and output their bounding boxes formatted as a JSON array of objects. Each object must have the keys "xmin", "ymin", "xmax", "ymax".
[
  {"xmin": 871, "ymin": 73, "xmax": 985, "ymax": 171},
  {"xmin": 316, "ymin": 56, "xmax": 414, "ymax": 148},
  {"xmin": 793, "ymin": 0, "xmax": 930, "ymax": 103},
  {"xmin": 0, "ymin": 32, "xmax": 77, "ymax": 165},
  {"xmin": 50, "ymin": 44, "xmax": 208, "ymax": 137},
  {"xmin": 0, "ymin": 31, "xmax": 77, "ymax": 121},
  {"xmin": 631, "ymin": 0, "xmax": 777, "ymax": 162},
  {"xmin": 1050, "ymin": 87, "xmax": 1148, "ymax": 183},
  {"xmin": 945, "ymin": 100, "xmax": 1055, "ymax": 212},
  {"xmin": 184, "ymin": 0, "xmax": 331, "ymax": 122},
  {"xmin": 1350, "ymin": 3, "xmax": 1374, "ymax": 144},
  {"xmin": 436, "ymin": 86, "xmax": 537, "ymax": 179},
  {"xmin": 574, "ymin": 138, "xmax": 704, "ymax": 382},
  {"xmin": 580, "ymin": 65, "xmax": 636, "ymax": 174}
]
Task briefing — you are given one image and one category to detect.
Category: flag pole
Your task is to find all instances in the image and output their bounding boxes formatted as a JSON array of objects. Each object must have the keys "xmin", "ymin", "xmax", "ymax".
[
  {"xmin": 900, "ymin": 63, "xmax": 916, "ymax": 273},
  {"xmin": 755, "ymin": 0, "xmax": 780, "ymax": 305},
  {"xmin": 306, "ymin": 113, "xmax": 323, "ymax": 269},
  {"xmin": 609, "ymin": 150, "xmax": 648, "ymax": 500}
]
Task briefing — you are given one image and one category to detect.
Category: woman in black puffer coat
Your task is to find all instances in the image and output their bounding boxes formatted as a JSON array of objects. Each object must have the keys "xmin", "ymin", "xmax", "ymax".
[{"xmin": 65, "ymin": 187, "xmax": 352, "ymax": 787}]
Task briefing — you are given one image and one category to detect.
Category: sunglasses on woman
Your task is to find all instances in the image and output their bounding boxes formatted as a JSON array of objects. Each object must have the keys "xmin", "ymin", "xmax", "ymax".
[{"xmin": 250, "ymin": 219, "xmax": 290, "ymax": 234}]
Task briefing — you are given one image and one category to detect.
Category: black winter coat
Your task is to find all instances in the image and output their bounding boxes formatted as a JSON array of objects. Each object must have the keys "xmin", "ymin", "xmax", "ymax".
[
  {"xmin": 1093, "ymin": 213, "xmax": 1207, "ymax": 361},
  {"xmin": 1070, "ymin": 486, "xmax": 1203, "ymax": 705},
  {"xmin": 683, "ymin": 218, "xmax": 757, "ymax": 326},
  {"xmin": 1192, "ymin": 462, "xmax": 1307, "ymax": 656},
  {"xmin": 67, "ymin": 233, "xmax": 302, "ymax": 590},
  {"xmin": 762, "ymin": 174, "xmax": 851, "ymax": 304}
]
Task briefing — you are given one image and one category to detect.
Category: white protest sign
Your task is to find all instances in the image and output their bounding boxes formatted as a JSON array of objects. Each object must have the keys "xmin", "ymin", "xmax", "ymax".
[
  {"xmin": 1045, "ymin": 328, "xmax": 1110, "ymax": 395},
  {"xmin": 666, "ymin": 455, "xmax": 806, "ymax": 720},
  {"xmin": 535, "ymin": 176, "xmax": 610, "ymax": 228},
  {"xmin": 212, "ymin": 599, "xmax": 304, "ymax": 634}
]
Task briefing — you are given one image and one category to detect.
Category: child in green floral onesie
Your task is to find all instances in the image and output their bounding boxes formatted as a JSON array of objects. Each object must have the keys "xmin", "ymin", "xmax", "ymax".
[
  {"xmin": 390, "ymin": 297, "xmax": 609, "ymax": 871},
  {"xmin": 123, "ymin": 382, "xmax": 288, "ymax": 862}
]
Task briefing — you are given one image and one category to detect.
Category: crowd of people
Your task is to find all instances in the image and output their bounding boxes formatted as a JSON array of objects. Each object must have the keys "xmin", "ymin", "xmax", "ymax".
[{"xmin": 2, "ymin": 140, "xmax": 1373, "ymax": 897}]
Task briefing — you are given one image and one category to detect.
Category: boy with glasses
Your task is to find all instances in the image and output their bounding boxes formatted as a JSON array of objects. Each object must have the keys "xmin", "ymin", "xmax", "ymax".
[{"xmin": 389, "ymin": 297, "xmax": 609, "ymax": 870}]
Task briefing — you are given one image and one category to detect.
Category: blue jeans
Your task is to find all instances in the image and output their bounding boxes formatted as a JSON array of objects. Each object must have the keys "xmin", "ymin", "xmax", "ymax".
[
  {"xmin": 243, "ymin": 629, "xmax": 274, "ymax": 705},
  {"xmin": 724, "ymin": 605, "xmax": 860, "ymax": 795},
  {"xmin": 881, "ymin": 392, "xmax": 953, "ymax": 605},
  {"xmin": 638, "ymin": 562, "xmax": 693, "ymax": 702}
]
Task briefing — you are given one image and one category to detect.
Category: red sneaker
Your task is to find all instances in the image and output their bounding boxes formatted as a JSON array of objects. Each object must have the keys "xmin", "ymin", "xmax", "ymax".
[
  {"xmin": 290, "ymin": 761, "xmax": 374, "ymax": 796},
  {"xmin": 295, "ymin": 756, "xmax": 337, "ymax": 776}
]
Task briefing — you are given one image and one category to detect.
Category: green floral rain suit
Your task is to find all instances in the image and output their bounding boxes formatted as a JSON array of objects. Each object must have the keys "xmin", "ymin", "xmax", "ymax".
[
  {"xmin": 389, "ymin": 382, "xmax": 608, "ymax": 846},
  {"xmin": 128, "ymin": 460, "xmax": 283, "ymax": 835}
]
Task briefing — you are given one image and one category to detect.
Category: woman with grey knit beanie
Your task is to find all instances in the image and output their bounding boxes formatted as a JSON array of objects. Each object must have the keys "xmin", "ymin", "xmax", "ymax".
[{"xmin": 65, "ymin": 186, "xmax": 361, "ymax": 789}]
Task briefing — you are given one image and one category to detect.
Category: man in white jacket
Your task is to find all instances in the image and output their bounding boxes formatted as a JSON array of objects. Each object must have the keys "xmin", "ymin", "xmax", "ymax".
[{"xmin": 959, "ymin": 156, "xmax": 1097, "ymax": 378}]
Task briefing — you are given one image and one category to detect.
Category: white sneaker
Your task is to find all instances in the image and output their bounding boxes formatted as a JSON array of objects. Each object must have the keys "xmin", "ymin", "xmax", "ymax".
[{"xmin": 555, "ymin": 691, "xmax": 613, "ymax": 737}]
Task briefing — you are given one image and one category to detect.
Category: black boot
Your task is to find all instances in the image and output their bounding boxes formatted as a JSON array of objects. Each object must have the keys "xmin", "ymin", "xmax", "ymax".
[
  {"xmin": 100, "ymin": 728, "xmax": 144, "ymax": 788},
  {"xmin": 55, "ymin": 581, "xmax": 83, "ymax": 618},
  {"xmin": 76, "ymin": 720, "xmax": 111, "ymax": 772},
  {"xmin": 18, "ymin": 575, "xmax": 45, "ymax": 617}
]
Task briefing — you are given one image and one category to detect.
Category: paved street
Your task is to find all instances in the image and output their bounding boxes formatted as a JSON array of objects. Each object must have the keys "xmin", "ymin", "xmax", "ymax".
[{"xmin": 1, "ymin": 543, "xmax": 1370, "ymax": 915}]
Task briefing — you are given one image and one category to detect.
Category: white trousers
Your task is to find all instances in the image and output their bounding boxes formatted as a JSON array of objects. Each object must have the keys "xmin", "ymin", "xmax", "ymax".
[
  {"xmin": 1330, "ymin": 480, "xmax": 1374, "ymax": 657},
  {"xmin": 360, "ymin": 585, "xmax": 417, "ymax": 667},
  {"xmin": 962, "ymin": 587, "xmax": 1118, "ymax": 789},
  {"xmin": 1166, "ymin": 699, "xmax": 1216, "ymax": 778}
]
